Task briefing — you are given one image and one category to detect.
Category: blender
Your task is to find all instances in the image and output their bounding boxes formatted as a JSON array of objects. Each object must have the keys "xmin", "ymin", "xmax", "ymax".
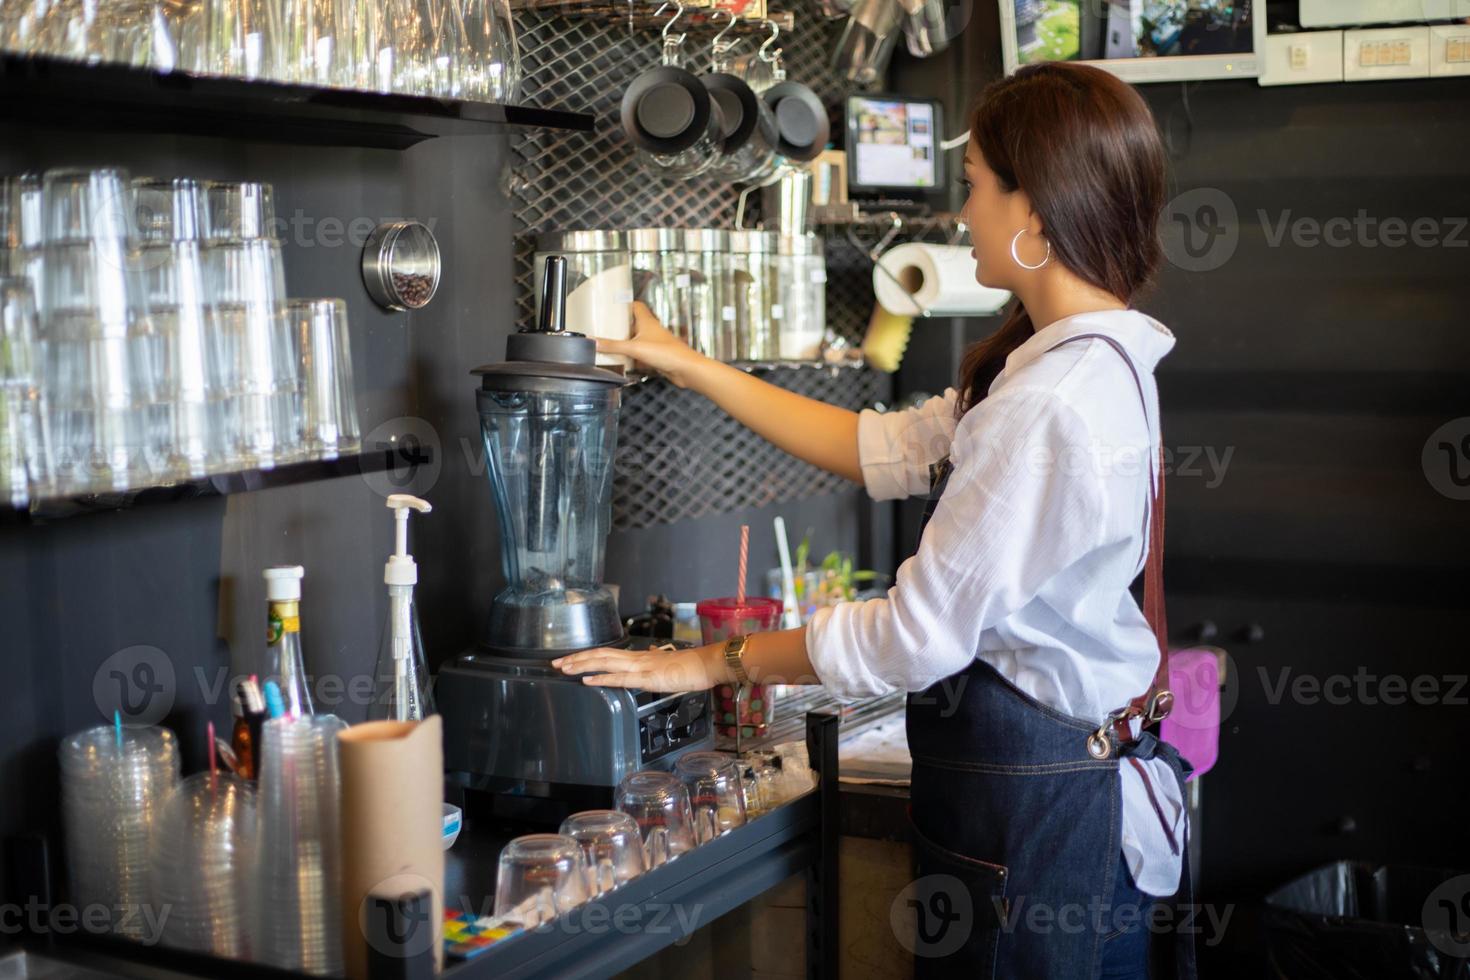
[{"xmin": 438, "ymin": 256, "xmax": 713, "ymax": 810}]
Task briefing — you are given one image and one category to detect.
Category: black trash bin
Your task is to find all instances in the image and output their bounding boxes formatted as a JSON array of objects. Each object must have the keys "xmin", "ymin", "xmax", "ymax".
[{"xmin": 1264, "ymin": 861, "xmax": 1470, "ymax": 980}]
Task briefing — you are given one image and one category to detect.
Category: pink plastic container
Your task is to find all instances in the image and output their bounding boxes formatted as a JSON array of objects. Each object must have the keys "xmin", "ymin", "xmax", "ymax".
[
  {"xmin": 696, "ymin": 597, "xmax": 783, "ymax": 738},
  {"xmin": 694, "ymin": 596, "xmax": 783, "ymax": 644}
]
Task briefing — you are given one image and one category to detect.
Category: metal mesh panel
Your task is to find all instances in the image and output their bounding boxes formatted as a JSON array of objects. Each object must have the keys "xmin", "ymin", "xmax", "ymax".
[
  {"xmin": 612, "ymin": 364, "xmax": 885, "ymax": 530},
  {"xmin": 508, "ymin": 0, "xmax": 893, "ymax": 528},
  {"xmin": 508, "ymin": 0, "xmax": 863, "ymax": 334}
]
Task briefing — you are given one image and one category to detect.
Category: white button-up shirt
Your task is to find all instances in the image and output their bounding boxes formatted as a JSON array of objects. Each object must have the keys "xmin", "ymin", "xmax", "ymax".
[{"xmin": 806, "ymin": 308, "xmax": 1186, "ymax": 897}]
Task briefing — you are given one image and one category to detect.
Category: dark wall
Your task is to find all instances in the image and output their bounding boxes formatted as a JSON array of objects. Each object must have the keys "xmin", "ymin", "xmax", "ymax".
[
  {"xmin": 891, "ymin": 23, "xmax": 1470, "ymax": 972},
  {"xmin": 1138, "ymin": 77, "xmax": 1470, "ymax": 965},
  {"xmin": 0, "ymin": 117, "xmax": 869, "ymax": 903},
  {"xmin": 0, "ymin": 124, "xmax": 513, "ymax": 887}
]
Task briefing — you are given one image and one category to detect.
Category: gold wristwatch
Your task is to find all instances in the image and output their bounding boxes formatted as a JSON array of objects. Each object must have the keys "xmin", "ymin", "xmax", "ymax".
[{"xmin": 722, "ymin": 633, "xmax": 751, "ymax": 685}]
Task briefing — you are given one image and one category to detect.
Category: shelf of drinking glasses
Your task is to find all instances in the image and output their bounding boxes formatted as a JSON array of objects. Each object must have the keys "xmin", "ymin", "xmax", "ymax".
[
  {"xmin": 439, "ymin": 788, "xmax": 821, "ymax": 978},
  {"xmin": 25, "ymin": 713, "xmax": 839, "ymax": 980},
  {"xmin": 1, "ymin": 443, "xmax": 433, "ymax": 523},
  {"xmin": 0, "ymin": 54, "xmax": 595, "ymax": 150}
]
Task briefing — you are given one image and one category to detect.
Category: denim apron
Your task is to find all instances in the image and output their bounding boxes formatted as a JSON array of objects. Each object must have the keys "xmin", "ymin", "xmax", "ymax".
[{"xmin": 905, "ymin": 333, "xmax": 1197, "ymax": 980}]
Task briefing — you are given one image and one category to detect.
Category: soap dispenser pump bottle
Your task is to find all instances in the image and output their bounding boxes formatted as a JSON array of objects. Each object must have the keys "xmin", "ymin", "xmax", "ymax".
[{"xmin": 370, "ymin": 493, "xmax": 435, "ymax": 722}]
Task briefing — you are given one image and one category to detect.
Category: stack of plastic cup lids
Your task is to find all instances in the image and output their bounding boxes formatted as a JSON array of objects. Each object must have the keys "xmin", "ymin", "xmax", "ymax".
[
  {"xmin": 253, "ymin": 715, "xmax": 346, "ymax": 976},
  {"xmin": 149, "ymin": 771, "xmax": 257, "ymax": 957},
  {"xmin": 58, "ymin": 725, "xmax": 181, "ymax": 939}
]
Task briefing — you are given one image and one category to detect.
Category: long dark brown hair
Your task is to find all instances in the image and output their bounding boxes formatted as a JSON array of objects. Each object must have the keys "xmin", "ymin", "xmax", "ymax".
[{"xmin": 958, "ymin": 62, "xmax": 1167, "ymax": 412}]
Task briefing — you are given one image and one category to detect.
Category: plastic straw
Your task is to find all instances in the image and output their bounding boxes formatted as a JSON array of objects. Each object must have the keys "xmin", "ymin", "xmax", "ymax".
[
  {"xmin": 207, "ymin": 721, "xmax": 217, "ymax": 794},
  {"xmin": 263, "ymin": 680, "xmax": 285, "ymax": 719},
  {"xmin": 736, "ymin": 524, "xmax": 749, "ymax": 606},
  {"xmin": 114, "ymin": 710, "xmax": 122, "ymax": 749},
  {"xmin": 774, "ymin": 516, "xmax": 800, "ymax": 629}
]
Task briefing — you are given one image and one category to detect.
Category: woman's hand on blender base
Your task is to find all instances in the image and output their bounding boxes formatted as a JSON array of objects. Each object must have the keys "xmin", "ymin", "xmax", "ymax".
[
  {"xmin": 597, "ymin": 301, "xmax": 707, "ymax": 389},
  {"xmin": 551, "ymin": 642, "xmax": 732, "ymax": 692}
]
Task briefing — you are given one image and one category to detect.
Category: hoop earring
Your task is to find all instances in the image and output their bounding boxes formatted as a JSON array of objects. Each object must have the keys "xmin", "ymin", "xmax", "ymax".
[{"xmin": 1010, "ymin": 229, "xmax": 1051, "ymax": 271}]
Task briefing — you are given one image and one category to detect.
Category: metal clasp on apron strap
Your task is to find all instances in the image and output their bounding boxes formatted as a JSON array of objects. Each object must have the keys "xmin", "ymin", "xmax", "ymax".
[
  {"xmin": 1086, "ymin": 707, "xmax": 1133, "ymax": 760},
  {"xmin": 1087, "ymin": 692, "xmax": 1184, "ymax": 857},
  {"xmin": 1147, "ymin": 688, "xmax": 1174, "ymax": 723},
  {"xmin": 1085, "ymin": 689, "xmax": 1175, "ymax": 759}
]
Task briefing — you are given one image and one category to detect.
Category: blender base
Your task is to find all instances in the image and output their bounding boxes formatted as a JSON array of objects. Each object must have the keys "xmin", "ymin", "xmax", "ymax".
[{"xmin": 438, "ymin": 636, "xmax": 714, "ymax": 801}]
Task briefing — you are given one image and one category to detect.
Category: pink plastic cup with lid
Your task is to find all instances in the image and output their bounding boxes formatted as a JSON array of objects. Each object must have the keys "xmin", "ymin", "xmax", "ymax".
[
  {"xmin": 694, "ymin": 596, "xmax": 783, "ymax": 644},
  {"xmin": 696, "ymin": 597, "xmax": 783, "ymax": 738}
]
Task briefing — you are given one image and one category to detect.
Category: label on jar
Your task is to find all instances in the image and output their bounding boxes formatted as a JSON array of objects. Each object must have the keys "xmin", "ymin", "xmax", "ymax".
[
  {"xmin": 721, "ymin": 306, "xmax": 735, "ymax": 322},
  {"xmin": 771, "ymin": 304, "xmax": 784, "ymax": 319},
  {"xmin": 675, "ymin": 273, "xmax": 691, "ymax": 288},
  {"xmin": 810, "ymin": 269, "xmax": 828, "ymax": 283}
]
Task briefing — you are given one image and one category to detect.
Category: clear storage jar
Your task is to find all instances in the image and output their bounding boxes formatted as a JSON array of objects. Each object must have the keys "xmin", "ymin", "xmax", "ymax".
[
  {"xmin": 626, "ymin": 228, "xmax": 684, "ymax": 345},
  {"xmin": 775, "ymin": 233, "xmax": 826, "ymax": 361},
  {"xmin": 673, "ymin": 228, "xmax": 732, "ymax": 360},
  {"xmin": 728, "ymin": 230, "xmax": 779, "ymax": 362},
  {"xmin": 533, "ymin": 231, "xmax": 633, "ymax": 371}
]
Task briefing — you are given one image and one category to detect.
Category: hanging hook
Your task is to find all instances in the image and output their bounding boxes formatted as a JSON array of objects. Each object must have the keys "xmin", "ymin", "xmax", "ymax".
[
  {"xmin": 757, "ymin": 18, "xmax": 781, "ymax": 63},
  {"xmin": 711, "ymin": 8, "xmax": 737, "ymax": 54},
  {"xmin": 869, "ymin": 211, "xmax": 904, "ymax": 261},
  {"xmin": 654, "ymin": 0, "xmax": 686, "ymax": 47}
]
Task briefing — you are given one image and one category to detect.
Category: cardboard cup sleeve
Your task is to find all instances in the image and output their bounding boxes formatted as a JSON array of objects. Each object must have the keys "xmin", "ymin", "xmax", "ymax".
[{"xmin": 338, "ymin": 716, "xmax": 445, "ymax": 980}]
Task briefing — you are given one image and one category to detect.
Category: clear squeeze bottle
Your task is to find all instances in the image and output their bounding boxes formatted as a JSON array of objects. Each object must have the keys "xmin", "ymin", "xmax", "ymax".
[{"xmin": 370, "ymin": 494, "xmax": 435, "ymax": 722}]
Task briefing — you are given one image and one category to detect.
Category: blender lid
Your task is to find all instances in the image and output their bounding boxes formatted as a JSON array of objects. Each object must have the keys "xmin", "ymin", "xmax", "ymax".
[
  {"xmin": 473, "ymin": 354, "xmax": 627, "ymax": 388},
  {"xmin": 472, "ymin": 254, "xmax": 628, "ymax": 389}
]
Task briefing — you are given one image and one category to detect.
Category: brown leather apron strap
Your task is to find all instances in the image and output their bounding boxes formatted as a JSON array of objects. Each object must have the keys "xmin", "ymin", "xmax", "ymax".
[
  {"xmin": 1136, "ymin": 446, "xmax": 1170, "ymax": 722},
  {"xmin": 1043, "ymin": 332, "xmax": 1172, "ymax": 738}
]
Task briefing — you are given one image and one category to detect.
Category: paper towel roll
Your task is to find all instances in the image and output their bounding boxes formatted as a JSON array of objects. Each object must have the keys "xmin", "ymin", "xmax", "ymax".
[
  {"xmin": 873, "ymin": 242, "xmax": 1012, "ymax": 317},
  {"xmin": 339, "ymin": 716, "xmax": 445, "ymax": 980}
]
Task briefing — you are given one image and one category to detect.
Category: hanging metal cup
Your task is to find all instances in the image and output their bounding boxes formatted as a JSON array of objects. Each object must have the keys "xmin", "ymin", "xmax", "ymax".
[
  {"xmin": 702, "ymin": 73, "xmax": 782, "ymax": 183},
  {"xmin": 753, "ymin": 23, "xmax": 829, "ymax": 166},
  {"xmin": 832, "ymin": 0, "xmax": 904, "ymax": 86},
  {"xmin": 620, "ymin": 2, "xmax": 727, "ymax": 180},
  {"xmin": 701, "ymin": 13, "xmax": 781, "ymax": 184}
]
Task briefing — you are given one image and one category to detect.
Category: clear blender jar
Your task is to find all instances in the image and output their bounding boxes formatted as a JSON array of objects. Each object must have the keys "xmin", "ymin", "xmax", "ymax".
[{"xmin": 473, "ymin": 255, "xmax": 629, "ymax": 656}]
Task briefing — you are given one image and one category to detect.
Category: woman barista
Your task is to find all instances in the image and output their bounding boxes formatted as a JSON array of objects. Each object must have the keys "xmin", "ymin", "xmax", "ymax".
[{"xmin": 555, "ymin": 62, "xmax": 1192, "ymax": 980}]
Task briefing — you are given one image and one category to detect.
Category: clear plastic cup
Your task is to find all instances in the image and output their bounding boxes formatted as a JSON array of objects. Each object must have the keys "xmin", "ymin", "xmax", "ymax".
[
  {"xmin": 139, "ymin": 240, "xmax": 227, "ymax": 478},
  {"xmin": 149, "ymin": 771, "xmax": 257, "ymax": 957},
  {"xmin": 203, "ymin": 181, "xmax": 278, "ymax": 242},
  {"xmin": 204, "ymin": 0, "xmax": 283, "ymax": 80},
  {"xmin": 254, "ymin": 715, "xmax": 347, "ymax": 976},
  {"xmin": 58, "ymin": 725, "xmax": 180, "ymax": 938},
  {"xmin": 1, "ymin": 277, "xmax": 52, "ymax": 504},
  {"xmin": 289, "ymin": 298, "xmax": 360, "ymax": 461},
  {"xmin": 132, "ymin": 178, "xmax": 209, "ymax": 244},
  {"xmin": 280, "ymin": 0, "xmax": 346, "ymax": 85},
  {"xmin": 615, "ymin": 770, "xmax": 698, "ymax": 866},
  {"xmin": 738, "ymin": 751, "xmax": 784, "ymax": 818},
  {"xmin": 557, "ymin": 810, "xmax": 647, "ymax": 895},
  {"xmin": 203, "ymin": 239, "xmax": 300, "ymax": 469},
  {"xmin": 1, "ymin": 174, "xmax": 44, "ymax": 254},
  {"xmin": 493, "ymin": 834, "xmax": 590, "ymax": 924},
  {"xmin": 41, "ymin": 168, "xmax": 136, "ymax": 245},
  {"xmin": 673, "ymin": 750, "xmax": 747, "ymax": 842},
  {"xmin": 40, "ymin": 239, "xmax": 166, "ymax": 492}
]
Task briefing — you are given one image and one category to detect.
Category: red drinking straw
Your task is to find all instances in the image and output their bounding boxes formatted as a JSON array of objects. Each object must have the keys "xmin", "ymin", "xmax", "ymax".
[{"xmin": 736, "ymin": 524, "xmax": 749, "ymax": 606}]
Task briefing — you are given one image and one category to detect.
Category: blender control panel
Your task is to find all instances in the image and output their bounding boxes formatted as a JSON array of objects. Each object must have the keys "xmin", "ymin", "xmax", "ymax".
[{"xmin": 637, "ymin": 690, "xmax": 712, "ymax": 763}]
